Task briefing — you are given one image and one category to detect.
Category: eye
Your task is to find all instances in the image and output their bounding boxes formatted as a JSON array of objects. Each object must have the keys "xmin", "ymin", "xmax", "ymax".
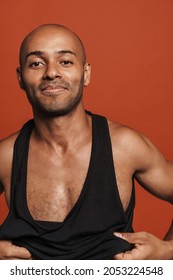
[
  {"xmin": 29, "ymin": 61, "xmax": 45, "ymax": 68},
  {"xmin": 60, "ymin": 60, "xmax": 73, "ymax": 67}
]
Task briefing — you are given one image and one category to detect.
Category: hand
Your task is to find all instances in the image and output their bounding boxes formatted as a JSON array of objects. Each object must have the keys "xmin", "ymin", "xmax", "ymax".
[
  {"xmin": 113, "ymin": 231, "xmax": 173, "ymax": 260},
  {"xmin": 0, "ymin": 240, "xmax": 32, "ymax": 260}
]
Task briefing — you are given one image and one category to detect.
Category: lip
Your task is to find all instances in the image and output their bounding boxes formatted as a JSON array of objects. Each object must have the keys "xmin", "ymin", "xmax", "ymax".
[{"xmin": 41, "ymin": 84, "xmax": 68, "ymax": 95}]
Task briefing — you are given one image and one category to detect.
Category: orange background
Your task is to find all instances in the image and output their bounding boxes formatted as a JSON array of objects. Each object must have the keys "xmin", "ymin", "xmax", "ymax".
[{"xmin": 0, "ymin": 0, "xmax": 173, "ymax": 238}]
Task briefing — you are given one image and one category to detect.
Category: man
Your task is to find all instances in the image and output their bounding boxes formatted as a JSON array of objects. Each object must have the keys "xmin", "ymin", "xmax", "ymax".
[{"xmin": 0, "ymin": 24, "xmax": 172, "ymax": 260}]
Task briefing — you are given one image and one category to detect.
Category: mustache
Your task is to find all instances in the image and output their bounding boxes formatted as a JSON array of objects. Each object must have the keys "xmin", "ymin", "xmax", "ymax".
[{"xmin": 38, "ymin": 81, "xmax": 70, "ymax": 91}]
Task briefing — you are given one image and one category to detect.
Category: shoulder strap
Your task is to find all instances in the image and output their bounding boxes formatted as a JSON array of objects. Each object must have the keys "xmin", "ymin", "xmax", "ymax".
[
  {"xmin": 88, "ymin": 112, "xmax": 133, "ymax": 225},
  {"xmin": 10, "ymin": 120, "xmax": 34, "ymax": 207},
  {"xmin": 88, "ymin": 111, "xmax": 114, "ymax": 171}
]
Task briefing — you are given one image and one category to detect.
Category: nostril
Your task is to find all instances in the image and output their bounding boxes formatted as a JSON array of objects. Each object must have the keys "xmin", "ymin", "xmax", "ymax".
[
  {"xmin": 43, "ymin": 64, "xmax": 62, "ymax": 80},
  {"xmin": 43, "ymin": 72, "xmax": 62, "ymax": 80}
]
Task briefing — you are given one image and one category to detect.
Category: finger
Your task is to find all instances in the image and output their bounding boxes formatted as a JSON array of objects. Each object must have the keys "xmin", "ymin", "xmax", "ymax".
[
  {"xmin": 114, "ymin": 232, "xmax": 148, "ymax": 244},
  {"xmin": 114, "ymin": 251, "xmax": 134, "ymax": 260},
  {"xmin": 10, "ymin": 245, "xmax": 32, "ymax": 259},
  {"xmin": 114, "ymin": 232, "xmax": 136, "ymax": 243},
  {"xmin": 7, "ymin": 257, "xmax": 33, "ymax": 260},
  {"xmin": 114, "ymin": 248, "xmax": 142, "ymax": 260},
  {"xmin": 113, "ymin": 253, "xmax": 124, "ymax": 260},
  {"xmin": 0, "ymin": 240, "xmax": 32, "ymax": 260}
]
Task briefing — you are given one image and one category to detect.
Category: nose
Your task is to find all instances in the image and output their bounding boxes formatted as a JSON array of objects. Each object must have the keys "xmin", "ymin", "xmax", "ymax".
[{"xmin": 43, "ymin": 62, "xmax": 62, "ymax": 80}]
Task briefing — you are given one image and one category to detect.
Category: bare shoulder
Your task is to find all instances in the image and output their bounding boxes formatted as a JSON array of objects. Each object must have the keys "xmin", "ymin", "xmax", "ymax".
[
  {"xmin": 108, "ymin": 119, "xmax": 150, "ymax": 150},
  {"xmin": 0, "ymin": 131, "xmax": 20, "ymax": 193},
  {"xmin": 107, "ymin": 120, "xmax": 173, "ymax": 202},
  {"xmin": 0, "ymin": 131, "xmax": 20, "ymax": 154},
  {"xmin": 107, "ymin": 119, "xmax": 163, "ymax": 172}
]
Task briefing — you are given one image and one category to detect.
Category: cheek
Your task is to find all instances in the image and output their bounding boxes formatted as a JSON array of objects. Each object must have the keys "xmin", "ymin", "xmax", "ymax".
[
  {"xmin": 22, "ymin": 78, "xmax": 40, "ymax": 93},
  {"xmin": 69, "ymin": 71, "xmax": 84, "ymax": 88},
  {"xmin": 69, "ymin": 79, "xmax": 83, "ymax": 94},
  {"xmin": 65, "ymin": 67, "xmax": 84, "ymax": 82},
  {"xmin": 22, "ymin": 69, "xmax": 42, "ymax": 85}
]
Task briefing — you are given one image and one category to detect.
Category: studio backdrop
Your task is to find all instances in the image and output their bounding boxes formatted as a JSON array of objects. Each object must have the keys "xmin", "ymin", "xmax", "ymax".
[{"xmin": 0, "ymin": 0, "xmax": 173, "ymax": 238}]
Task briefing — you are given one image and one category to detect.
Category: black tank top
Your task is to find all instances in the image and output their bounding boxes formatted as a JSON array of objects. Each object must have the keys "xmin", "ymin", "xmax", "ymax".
[{"xmin": 0, "ymin": 112, "xmax": 135, "ymax": 259}]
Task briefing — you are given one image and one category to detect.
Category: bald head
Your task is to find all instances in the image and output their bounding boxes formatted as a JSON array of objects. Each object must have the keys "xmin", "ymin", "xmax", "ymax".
[{"xmin": 19, "ymin": 24, "xmax": 86, "ymax": 67}]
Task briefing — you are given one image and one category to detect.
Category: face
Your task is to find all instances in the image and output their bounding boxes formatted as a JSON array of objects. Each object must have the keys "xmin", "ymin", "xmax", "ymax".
[{"xmin": 17, "ymin": 26, "xmax": 91, "ymax": 117}]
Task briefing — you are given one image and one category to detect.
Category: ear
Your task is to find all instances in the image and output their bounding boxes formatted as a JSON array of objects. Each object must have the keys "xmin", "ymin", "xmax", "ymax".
[
  {"xmin": 84, "ymin": 63, "xmax": 91, "ymax": 86},
  {"xmin": 16, "ymin": 67, "xmax": 26, "ymax": 90}
]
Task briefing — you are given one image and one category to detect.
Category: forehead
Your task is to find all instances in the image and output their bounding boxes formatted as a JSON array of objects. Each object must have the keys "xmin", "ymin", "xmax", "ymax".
[{"xmin": 21, "ymin": 27, "xmax": 84, "ymax": 62}]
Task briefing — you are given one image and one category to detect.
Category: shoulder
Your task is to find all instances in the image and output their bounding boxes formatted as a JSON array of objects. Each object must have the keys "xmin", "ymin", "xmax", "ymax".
[
  {"xmin": 108, "ymin": 119, "xmax": 150, "ymax": 150},
  {"xmin": 107, "ymin": 119, "xmax": 159, "ymax": 172},
  {"xmin": 0, "ymin": 131, "xmax": 20, "ymax": 153}
]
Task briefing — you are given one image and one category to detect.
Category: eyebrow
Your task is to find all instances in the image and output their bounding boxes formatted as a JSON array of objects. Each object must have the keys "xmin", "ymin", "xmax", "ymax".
[{"xmin": 25, "ymin": 50, "xmax": 77, "ymax": 60}]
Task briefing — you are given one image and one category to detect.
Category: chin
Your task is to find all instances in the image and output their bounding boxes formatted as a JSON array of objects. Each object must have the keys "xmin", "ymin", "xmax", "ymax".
[{"xmin": 36, "ymin": 104, "xmax": 79, "ymax": 118}]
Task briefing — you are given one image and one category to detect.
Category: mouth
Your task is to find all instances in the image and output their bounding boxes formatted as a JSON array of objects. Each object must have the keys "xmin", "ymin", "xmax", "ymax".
[{"xmin": 40, "ymin": 84, "xmax": 68, "ymax": 95}]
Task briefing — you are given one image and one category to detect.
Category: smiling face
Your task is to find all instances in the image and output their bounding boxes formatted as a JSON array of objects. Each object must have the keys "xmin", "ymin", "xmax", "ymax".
[{"xmin": 17, "ymin": 24, "xmax": 91, "ymax": 117}]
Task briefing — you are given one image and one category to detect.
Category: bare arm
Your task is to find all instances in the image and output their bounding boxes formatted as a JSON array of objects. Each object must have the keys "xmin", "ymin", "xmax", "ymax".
[
  {"xmin": 110, "ymin": 122, "xmax": 173, "ymax": 204},
  {"xmin": 134, "ymin": 134, "xmax": 173, "ymax": 203},
  {"xmin": 110, "ymin": 124, "xmax": 173, "ymax": 259}
]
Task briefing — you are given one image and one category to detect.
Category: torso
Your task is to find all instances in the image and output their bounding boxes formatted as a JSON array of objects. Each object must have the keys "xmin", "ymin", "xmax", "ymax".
[
  {"xmin": 0, "ymin": 118, "xmax": 134, "ymax": 222},
  {"xmin": 27, "ymin": 132, "xmax": 92, "ymax": 222}
]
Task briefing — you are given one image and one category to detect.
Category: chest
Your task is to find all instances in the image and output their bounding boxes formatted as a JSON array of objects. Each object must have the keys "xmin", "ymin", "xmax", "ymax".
[
  {"xmin": 4, "ymin": 136, "xmax": 133, "ymax": 222},
  {"xmin": 26, "ymin": 153, "xmax": 133, "ymax": 223},
  {"xmin": 26, "ymin": 144, "xmax": 91, "ymax": 222},
  {"xmin": 4, "ymin": 150, "xmax": 133, "ymax": 223}
]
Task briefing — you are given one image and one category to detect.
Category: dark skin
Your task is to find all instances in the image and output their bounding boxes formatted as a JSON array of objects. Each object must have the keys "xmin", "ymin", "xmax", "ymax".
[{"xmin": 0, "ymin": 24, "xmax": 173, "ymax": 259}]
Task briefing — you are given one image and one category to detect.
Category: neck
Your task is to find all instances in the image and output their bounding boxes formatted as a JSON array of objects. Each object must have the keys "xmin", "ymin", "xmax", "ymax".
[{"xmin": 32, "ymin": 106, "xmax": 91, "ymax": 150}]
